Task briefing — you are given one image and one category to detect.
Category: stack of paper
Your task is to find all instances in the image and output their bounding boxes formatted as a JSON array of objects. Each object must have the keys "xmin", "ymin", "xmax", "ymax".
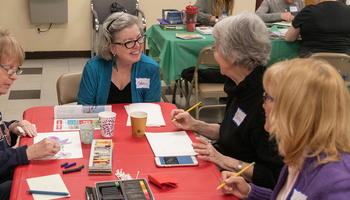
[
  {"xmin": 196, "ymin": 26, "xmax": 213, "ymax": 34},
  {"xmin": 125, "ymin": 103, "xmax": 166, "ymax": 127},
  {"xmin": 273, "ymin": 21, "xmax": 291, "ymax": 26},
  {"xmin": 145, "ymin": 131, "xmax": 197, "ymax": 157}
]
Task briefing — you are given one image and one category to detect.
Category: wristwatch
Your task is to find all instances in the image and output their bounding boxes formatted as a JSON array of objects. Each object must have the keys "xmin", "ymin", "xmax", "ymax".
[
  {"xmin": 215, "ymin": 16, "xmax": 219, "ymax": 23},
  {"xmin": 237, "ymin": 160, "xmax": 243, "ymax": 172}
]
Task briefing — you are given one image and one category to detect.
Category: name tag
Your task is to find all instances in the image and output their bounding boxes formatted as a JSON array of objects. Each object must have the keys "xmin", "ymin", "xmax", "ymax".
[
  {"xmin": 290, "ymin": 6, "xmax": 298, "ymax": 13},
  {"xmin": 291, "ymin": 189, "xmax": 307, "ymax": 200},
  {"xmin": 232, "ymin": 107, "xmax": 246, "ymax": 127},
  {"xmin": 136, "ymin": 78, "xmax": 150, "ymax": 89}
]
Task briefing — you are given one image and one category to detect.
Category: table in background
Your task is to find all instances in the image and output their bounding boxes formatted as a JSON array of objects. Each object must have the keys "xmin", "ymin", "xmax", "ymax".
[
  {"xmin": 11, "ymin": 103, "xmax": 235, "ymax": 200},
  {"xmin": 146, "ymin": 24, "xmax": 301, "ymax": 85}
]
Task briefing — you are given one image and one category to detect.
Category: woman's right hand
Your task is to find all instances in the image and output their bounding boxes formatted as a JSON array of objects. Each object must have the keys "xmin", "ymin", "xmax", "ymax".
[
  {"xmin": 26, "ymin": 138, "xmax": 60, "ymax": 161},
  {"xmin": 170, "ymin": 109, "xmax": 196, "ymax": 131},
  {"xmin": 220, "ymin": 171, "xmax": 251, "ymax": 199}
]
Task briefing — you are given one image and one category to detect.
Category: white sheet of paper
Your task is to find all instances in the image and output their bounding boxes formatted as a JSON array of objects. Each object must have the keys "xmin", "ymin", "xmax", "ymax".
[
  {"xmin": 273, "ymin": 21, "xmax": 292, "ymax": 26},
  {"xmin": 125, "ymin": 103, "xmax": 166, "ymax": 127},
  {"xmin": 145, "ymin": 131, "xmax": 197, "ymax": 157},
  {"xmin": 26, "ymin": 174, "xmax": 70, "ymax": 200},
  {"xmin": 33, "ymin": 132, "xmax": 83, "ymax": 160}
]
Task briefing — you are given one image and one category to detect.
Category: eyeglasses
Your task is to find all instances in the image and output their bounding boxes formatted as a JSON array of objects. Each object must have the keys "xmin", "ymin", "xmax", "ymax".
[
  {"xmin": 210, "ymin": 46, "xmax": 217, "ymax": 54},
  {"xmin": 113, "ymin": 34, "xmax": 146, "ymax": 49},
  {"xmin": 0, "ymin": 64, "xmax": 23, "ymax": 75},
  {"xmin": 263, "ymin": 92, "xmax": 274, "ymax": 103}
]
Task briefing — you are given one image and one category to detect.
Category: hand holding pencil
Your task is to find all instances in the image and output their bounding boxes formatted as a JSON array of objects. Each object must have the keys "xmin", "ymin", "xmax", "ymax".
[
  {"xmin": 216, "ymin": 162, "xmax": 255, "ymax": 199},
  {"xmin": 171, "ymin": 102, "xmax": 202, "ymax": 122}
]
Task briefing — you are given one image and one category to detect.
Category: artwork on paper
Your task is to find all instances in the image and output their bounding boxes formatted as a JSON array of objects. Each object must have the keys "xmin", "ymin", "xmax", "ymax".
[{"xmin": 33, "ymin": 132, "xmax": 83, "ymax": 160}]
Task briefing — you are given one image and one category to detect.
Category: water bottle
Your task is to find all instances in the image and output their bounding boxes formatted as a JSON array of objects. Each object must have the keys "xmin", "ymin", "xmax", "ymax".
[{"xmin": 219, "ymin": 11, "xmax": 228, "ymax": 21}]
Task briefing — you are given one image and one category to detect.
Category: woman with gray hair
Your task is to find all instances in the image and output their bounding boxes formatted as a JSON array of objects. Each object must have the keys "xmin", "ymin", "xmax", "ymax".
[
  {"xmin": 78, "ymin": 12, "xmax": 161, "ymax": 105},
  {"xmin": 170, "ymin": 12, "xmax": 284, "ymax": 190}
]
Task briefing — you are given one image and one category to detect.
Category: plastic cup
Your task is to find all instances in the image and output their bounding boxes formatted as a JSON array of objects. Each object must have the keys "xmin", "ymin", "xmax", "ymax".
[
  {"xmin": 130, "ymin": 111, "xmax": 148, "ymax": 137},
  {"xmin": 98, "ymin": 111, "xmax": 117, "ymax": 137},
  {"xmin": 80, "ymin": 123, "xmax": 94, "ymax": 144}
]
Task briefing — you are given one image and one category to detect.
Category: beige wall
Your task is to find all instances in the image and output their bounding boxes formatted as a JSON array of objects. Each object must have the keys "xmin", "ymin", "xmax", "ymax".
[{"xmin": 0, "ymin": 0, "xmax": 255, "ymax": 52}]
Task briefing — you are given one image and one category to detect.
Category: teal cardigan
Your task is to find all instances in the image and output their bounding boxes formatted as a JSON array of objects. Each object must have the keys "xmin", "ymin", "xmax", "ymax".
[{"xmin": 77, "ymin": 54, "xmax": 161, "ymax": 105}]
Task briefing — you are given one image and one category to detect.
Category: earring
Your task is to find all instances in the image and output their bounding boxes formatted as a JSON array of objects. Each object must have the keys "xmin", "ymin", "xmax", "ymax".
[{"xmin": 112, "ymin": 54, "xmax": 118, "ymax": 72}]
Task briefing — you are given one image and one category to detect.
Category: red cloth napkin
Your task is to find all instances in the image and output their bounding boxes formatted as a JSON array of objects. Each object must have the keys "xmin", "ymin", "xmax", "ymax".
[{"xmin": 148, "ymin": 174, "xmax": 178, "ymax": 189}]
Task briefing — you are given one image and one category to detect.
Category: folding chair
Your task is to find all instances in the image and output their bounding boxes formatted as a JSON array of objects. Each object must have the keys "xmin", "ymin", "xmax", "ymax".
[
  {"xmin": 91, "ymin": 0, "xmax": 146, "ymax": 57},
  {"xmin": 56, "ymin": 72, "xmax": 82, "ymax": 105},
  {"xmin": 185, "ymin": 46, "xmax": 227, "ymax": 119}
]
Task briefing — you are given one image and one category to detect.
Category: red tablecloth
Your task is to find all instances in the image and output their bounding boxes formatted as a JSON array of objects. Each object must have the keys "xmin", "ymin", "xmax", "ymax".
[{"xmin": 11, "ymin": 103, "xmax": 236, "ymax": 200}]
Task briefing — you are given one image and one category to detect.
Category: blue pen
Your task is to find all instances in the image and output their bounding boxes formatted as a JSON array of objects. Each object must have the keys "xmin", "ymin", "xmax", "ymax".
[
  {"xmin": 27, "ymin": 190, "xmax": 69, "ymax": 196},
  {"xmin": 60, "ymin": 162, "xmax": 68, "ymax": 168},
  {"xmin": 64, "ymin": 162, "xmax": 76, "ymax": 169}
]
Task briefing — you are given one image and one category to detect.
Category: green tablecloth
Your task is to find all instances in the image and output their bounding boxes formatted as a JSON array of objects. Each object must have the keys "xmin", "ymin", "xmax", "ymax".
[{"xmin": 146, "ymin": 24, "xmax": 301, "ymax": 85}]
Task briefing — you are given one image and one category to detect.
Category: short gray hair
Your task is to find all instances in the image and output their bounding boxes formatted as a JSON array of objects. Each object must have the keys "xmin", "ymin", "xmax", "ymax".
[
  {"xmin": 212, "ymin": 12, "xmax": 271, "ymax": 69},
  {"xmin": 96, "ymin": 12, "xmax": 141, "ymax": 60}
]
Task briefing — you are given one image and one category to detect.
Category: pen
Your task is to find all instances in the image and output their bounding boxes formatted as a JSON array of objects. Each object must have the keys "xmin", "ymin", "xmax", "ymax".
[
  {"xmin": 172, "ymin": 102, "xmax": 202, "ymax": 122},
  {"xmin": 216, "ymin": 162, "xmax": 255, "ymax": 190},
  {"xmin": 277, "ymin": 26, "xmax": 285, "ymax": 29},
  {"xmin": 27, "ymin": 190, "xmax": 69, "ymax": 196},
  {"xmin": 64, "ymin": 162, "xmax": 76, "ymax": 169}
]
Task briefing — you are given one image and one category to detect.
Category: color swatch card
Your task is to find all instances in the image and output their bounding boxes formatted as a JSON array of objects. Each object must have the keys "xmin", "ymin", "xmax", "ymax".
[
  {"xmin": 26, "ymin": 174, "xmax": 70, "ymax": 200},
  {"xmin": 33, "ymin": 132, "xmax": 83, "ymax": 160},
  {"xmin": 145, "ymin": 131, "xmax": 197, "ymax": 157}
]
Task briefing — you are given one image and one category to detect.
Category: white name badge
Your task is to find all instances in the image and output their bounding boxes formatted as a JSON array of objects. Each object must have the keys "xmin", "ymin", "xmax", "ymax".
[
  {"xmin": 135, "ymin": 78, "xmax": 150, "ymax": 89},
  {"xmin": 291, "ymin": 189, "xmax": 307, "ymax": 200},
  {"xmin": 290, "ymin": 6, "xmax": 298, "ymax": 13},
  {"xmin": 232, "ymin": 107, "xmax": 246, "ymax": 127}
]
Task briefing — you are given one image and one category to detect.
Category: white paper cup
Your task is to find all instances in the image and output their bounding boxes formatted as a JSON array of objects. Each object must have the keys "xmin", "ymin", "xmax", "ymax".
[
  {"xmin": 98, "ymin": 111, "xmax": 116, "ymax": 137},
  {"xmin": 130, "ymin": 111, "xmax": 148, "ymax": 137},
  {"xmin": 79, "ymin": 123, "xmax": 94, "ymax": 144}
]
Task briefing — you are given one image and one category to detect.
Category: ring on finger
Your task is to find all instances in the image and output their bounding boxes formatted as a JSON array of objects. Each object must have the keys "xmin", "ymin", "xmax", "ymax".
[
  {"xmin": 51, "ymin": 148, "xmax": 56, "ymax": 153},
  {"xmin": 207, "ymin": 150, "xmax": 210, "ymax": 156}
]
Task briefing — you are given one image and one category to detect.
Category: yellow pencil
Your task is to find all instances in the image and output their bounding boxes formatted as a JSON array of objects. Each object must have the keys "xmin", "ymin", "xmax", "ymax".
[
  {"xmin": 171, "ymin": 102, "xmax": 202, "ymax": 122},
  {"xmin": 216, "ymin": 162, "xmax": 255, "ymax": 190}
]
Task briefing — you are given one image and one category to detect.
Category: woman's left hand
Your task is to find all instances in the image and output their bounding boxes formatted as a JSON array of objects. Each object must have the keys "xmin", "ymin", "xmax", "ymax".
[
  {"xmin": 12, "ymin": 120, "xmax": 37, "ymax": 137},
  {"xmin": 192, "ymin": 137, "xmax": 222, "ymax": 165}
]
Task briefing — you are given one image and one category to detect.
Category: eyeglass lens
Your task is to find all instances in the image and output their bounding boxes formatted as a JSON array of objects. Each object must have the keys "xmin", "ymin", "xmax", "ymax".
[{"xmin": 125, "ymin": 35, "xmax": 145, "ymax": 49}]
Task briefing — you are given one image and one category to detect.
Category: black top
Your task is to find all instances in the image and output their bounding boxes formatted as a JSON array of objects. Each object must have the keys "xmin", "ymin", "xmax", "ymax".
[
  {"xmin": 107, "ymin": 82, "xmax": 132, "ymax": 104},
  {"xmin": 219, "ymin": 66, "xmax": 284, "ymax": 190},
  {"xmin": 292, "ymin": 1, "xmax": 350, "ymax": 57}
]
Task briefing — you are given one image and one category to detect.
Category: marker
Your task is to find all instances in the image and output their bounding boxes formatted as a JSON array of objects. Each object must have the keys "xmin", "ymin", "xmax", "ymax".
[
  {"xmin": 64, "ymin": 162, "xmax": 76, "ymax": 169},
  {"xmin": 60, "ymin": 162, "xmax": 68, "ymax": 168},
  {"xmin": 62, "ymin": 165, "xmax": 84, "ymax": 174},
  {"xmin": 277, "ymin": 26, "xmax": 285, "ymax": 29},
  {"xmin": 172, "ymin": 102, "xmax": 202, "ymax": 122},
  {"xmin": 27, "ymin": 190, "xmax": 69, "ymax": 196},
  {"xmin": 216, "ymin": 162, "xmax": 255, "ymax": 190}
]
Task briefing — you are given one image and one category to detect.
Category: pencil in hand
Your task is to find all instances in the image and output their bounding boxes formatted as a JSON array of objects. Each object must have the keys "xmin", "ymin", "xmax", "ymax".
[
  {"xmin": 216, "ymin": 162, "xmax": 255, "ymax": 190},
  {"xmin": 171, "ymin": 102, "xmax": 202, "ymax": 122}
]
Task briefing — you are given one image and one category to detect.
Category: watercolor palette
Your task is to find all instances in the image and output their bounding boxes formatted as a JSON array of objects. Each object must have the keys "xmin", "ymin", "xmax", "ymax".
[
  {"xmin": 93, "ymin": 179, "xmax": 154, "ymax": 200},
  {"xmin": 88, "ymin": 139, "xmax": 113, "ymax": 174}
]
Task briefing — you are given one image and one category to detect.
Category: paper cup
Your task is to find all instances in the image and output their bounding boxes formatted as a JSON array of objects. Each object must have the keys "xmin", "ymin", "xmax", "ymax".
[
  {"xmin": 130, "ymin": 111, "xmax": 148, "ymax": 137},
  {"xmin": 80, "ymin": 123, "xmax": 94, "ymax": 144},
  {"xmin": 98, "ymin": 111, "xmax": 116, "ymax": 137}
]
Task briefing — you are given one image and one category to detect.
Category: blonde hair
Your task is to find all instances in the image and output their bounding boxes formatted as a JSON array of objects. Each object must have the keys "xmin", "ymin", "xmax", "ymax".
[
  {"xmin": 212, "ymin": 0, "xmax": 234, "ymax": 16},
  {"xmin": 0, "ymin": 27, "xmax": 25, "ymax": 65},
  {"xmin": 263, "ymin": 58, "xmax": 350, "ymax": 170}
]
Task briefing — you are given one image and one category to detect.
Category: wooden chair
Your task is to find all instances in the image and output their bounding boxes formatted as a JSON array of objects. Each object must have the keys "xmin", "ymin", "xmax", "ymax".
[
  {"xmin": 185, "ymin": 46, "xmax": 227, "ymax": 119},
  {"xmin": 56, "ymin": 72, "xmax": 82, "ymax": 105}
]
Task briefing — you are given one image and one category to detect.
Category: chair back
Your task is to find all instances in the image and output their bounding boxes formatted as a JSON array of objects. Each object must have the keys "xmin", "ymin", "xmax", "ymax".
[
  {"xmin": 91, "ymin": 0, "xmax": 138, "ymax": 24},
  {"xmin": 186, "ymin": 46, "xmax": 227, "ymax": 119},
  {"xmin": 56, "ymin": 72, "xmax": 82, "ymax": 105},
  {"xmin": 310, "ymin": 53, "xmax": 350, "ymax": 79}
]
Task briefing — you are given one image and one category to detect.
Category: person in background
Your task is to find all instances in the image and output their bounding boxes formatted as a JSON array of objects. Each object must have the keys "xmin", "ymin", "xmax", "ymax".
[
  {"xmin": 78, "ymin": 12, "xmax": 161, "ymax": 105},
  {"xmin": 170, "ymin": 12, "xmax": 284, "ymax": 190},
  {"xmin": 0, "ymin": 27, "xmax": 60, "ymax": 200},
  {"xmin": 220, "ymin": 58, "xmax": 350, "ymax": 200},
  {"xmin": 194, "ymin": 0, "xmax": 235, "ymax": 25},
  {"xmin": 285, "ymin": 0, "xmax": 350, "ymax": 57},
  {"xmin": 255, "ymin": 0, "xmax": 304, "ymax": 23}
]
